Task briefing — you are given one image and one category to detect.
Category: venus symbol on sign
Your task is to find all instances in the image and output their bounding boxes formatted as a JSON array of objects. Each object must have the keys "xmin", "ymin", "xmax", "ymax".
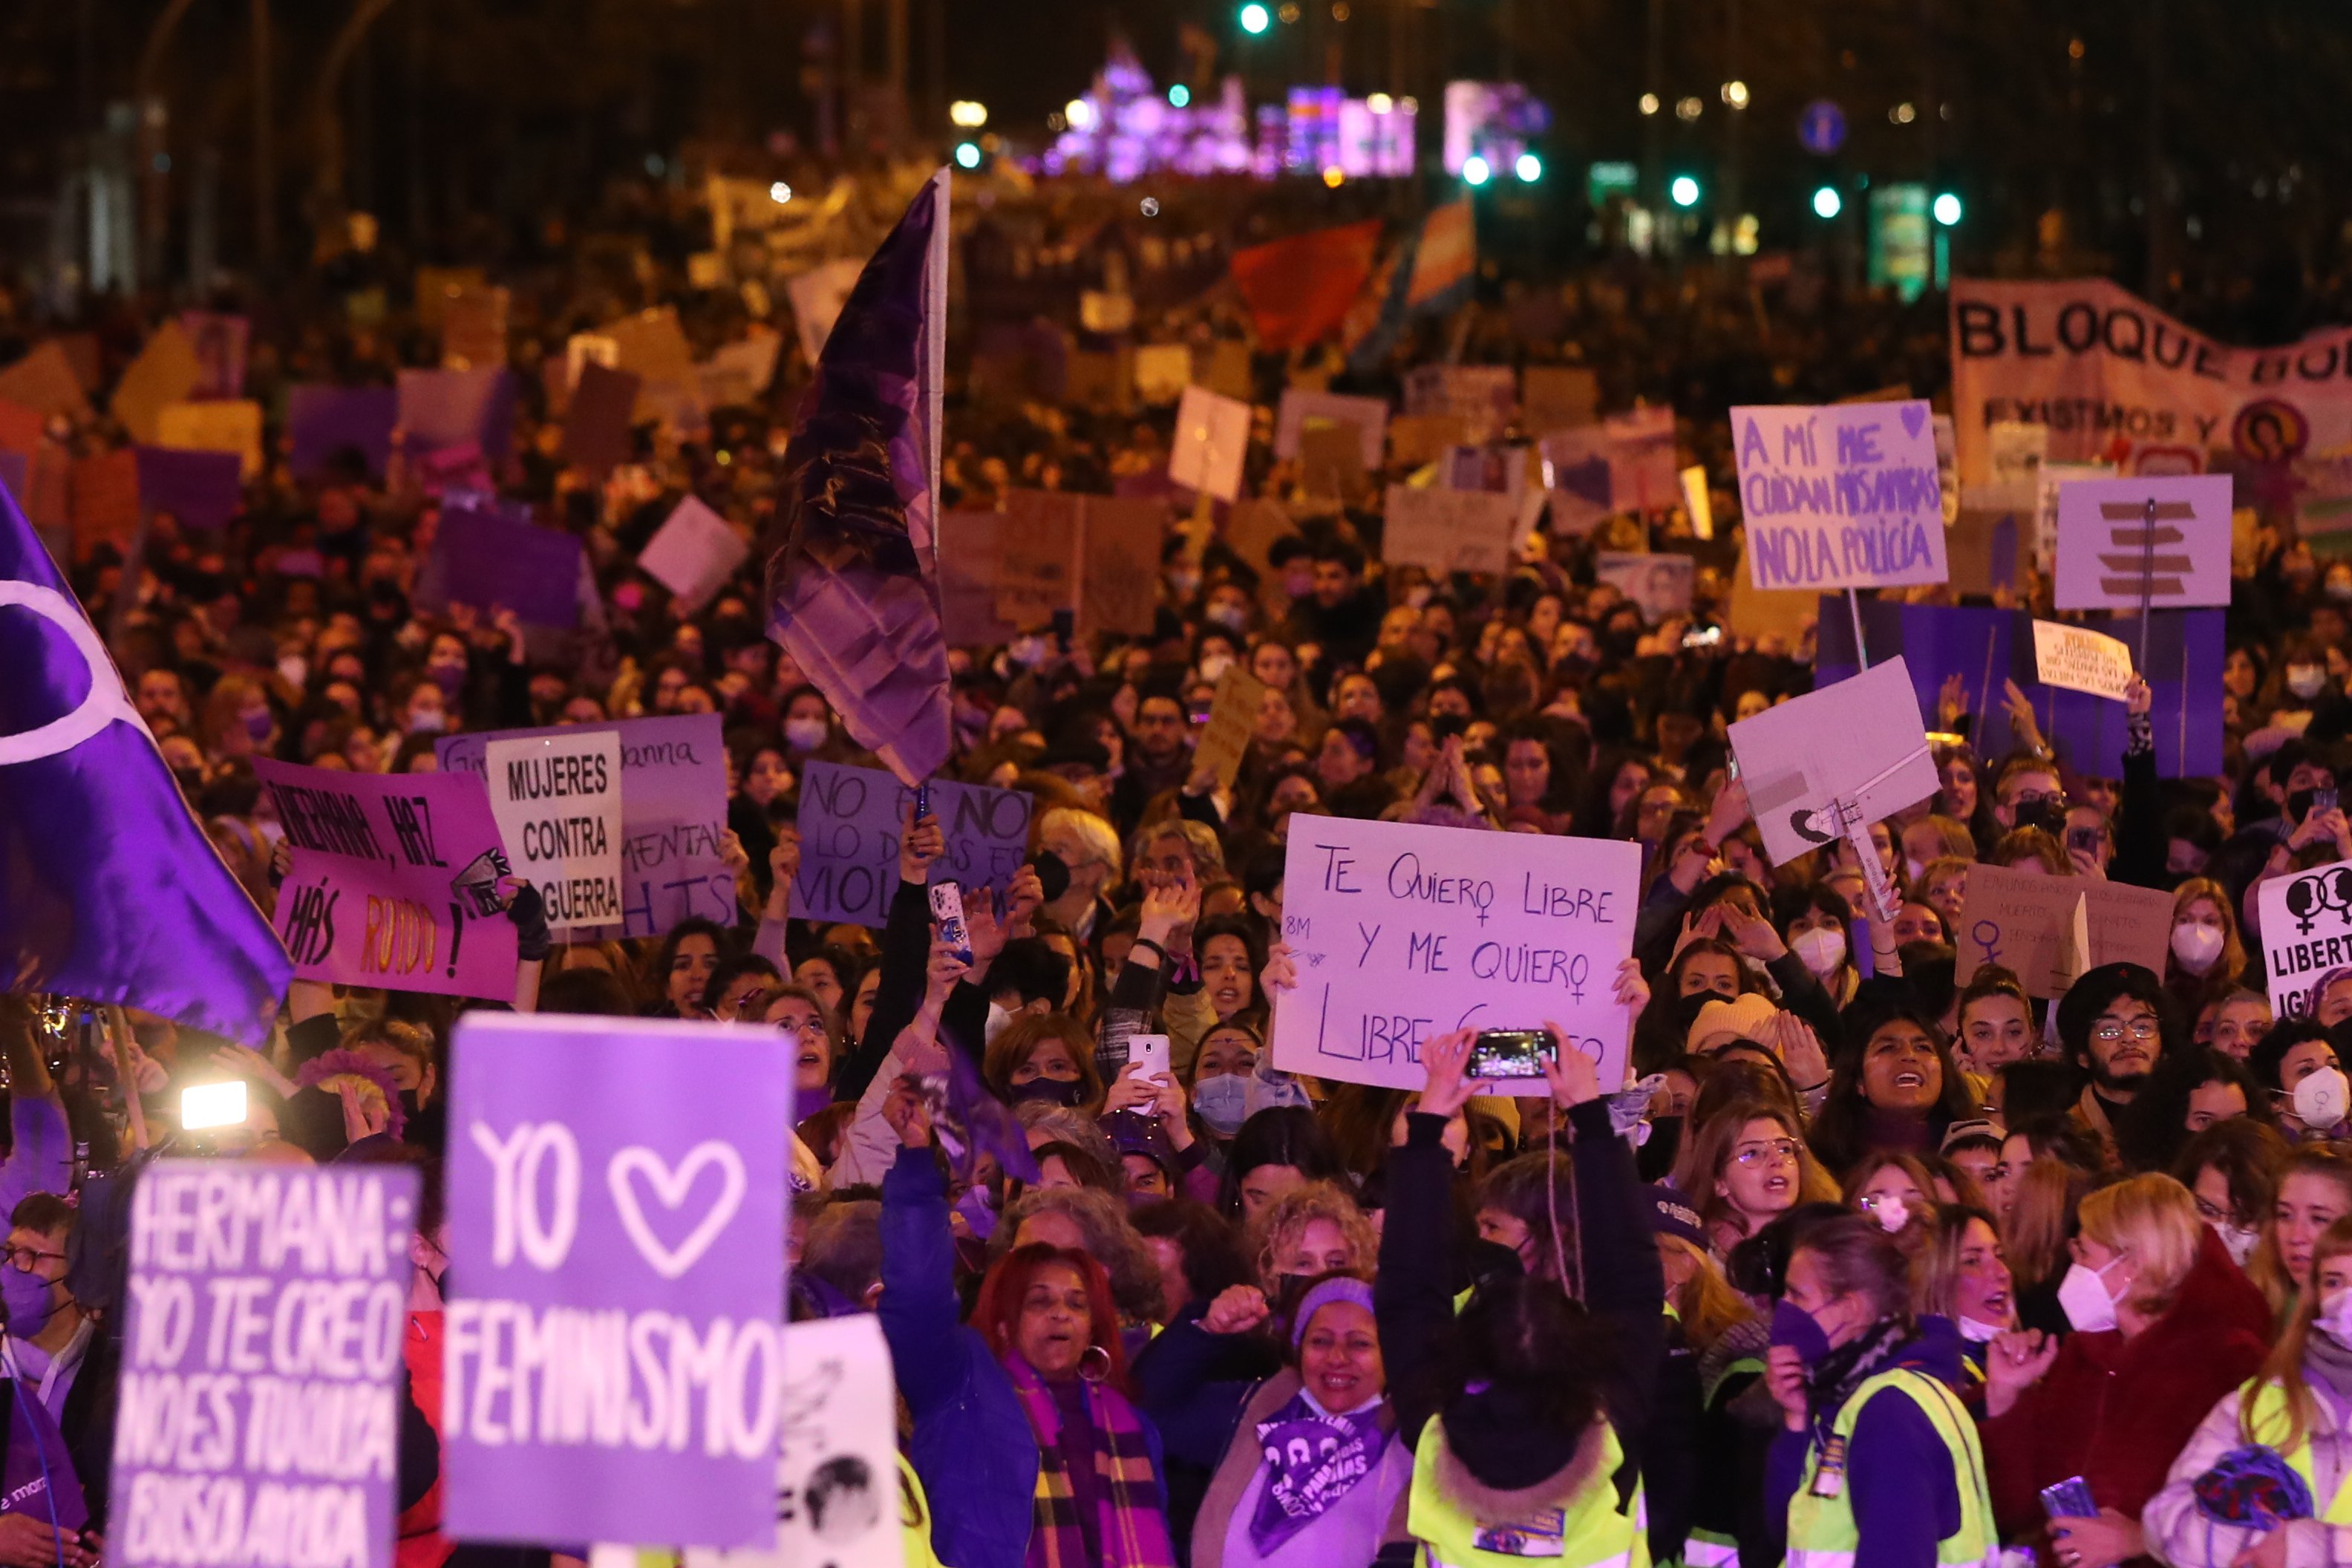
[{"xmin": 2284, "ymin": 869, "xmax": 2352, "ymax": 936}]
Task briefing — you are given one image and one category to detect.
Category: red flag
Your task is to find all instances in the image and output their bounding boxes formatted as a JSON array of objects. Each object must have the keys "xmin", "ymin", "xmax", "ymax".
[
  {"xmin": 1405, "ymin": 198, "xmax": 1476, "ymax": 307},
  {"xmin": 1229, "ymin": 220, "xmax": 1384, "ymax": 352}
]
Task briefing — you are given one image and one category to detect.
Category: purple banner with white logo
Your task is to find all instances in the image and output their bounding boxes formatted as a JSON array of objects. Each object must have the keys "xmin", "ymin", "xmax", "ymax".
[
  {"xmin": 442, "ymin": 1013, "xmax": 792, "ymax": 1547},
  {"xmin": 113, "ymin": 1161, "xmax": 419, "ymax": 1568}
]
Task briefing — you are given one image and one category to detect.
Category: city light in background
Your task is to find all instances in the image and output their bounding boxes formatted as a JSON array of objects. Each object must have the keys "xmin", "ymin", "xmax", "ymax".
[{"xmin": 1813, "ymin": 186, "xmax": 1842, "ymax": 218}]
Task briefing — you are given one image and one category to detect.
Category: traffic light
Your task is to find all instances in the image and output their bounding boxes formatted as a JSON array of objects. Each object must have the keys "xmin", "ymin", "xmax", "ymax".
[
  {"xmin": 1669, "ymin": 174, "xmax": 1700, "ymax": 208},
  {"xmin": 1812, "ymin": 186, "xmax": 1842, "ymax": 219},
  {"xmin": 1463, "ymin": 154, "xmax": 1492, "ymax": 187},
  {"xmin": 1515, "ymin": 152, "xmax": 1543, "ymax": 183},
  {"xmin": 1933, "ymin": 192, "xmax": 1963, "ymax": 226},
  {"xmin": 954, "ymin": 142, "xmax": 982, "ymax": 170},
  {"xmin": 1240, "ymin": 2, "xmax": 1270, "ymax": 33}
]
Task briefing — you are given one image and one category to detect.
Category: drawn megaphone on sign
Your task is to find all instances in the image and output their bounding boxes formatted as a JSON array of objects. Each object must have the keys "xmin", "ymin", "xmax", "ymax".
[{"xmin": 448, "ymin": 848, "xmax": 511, "ymax": 915}]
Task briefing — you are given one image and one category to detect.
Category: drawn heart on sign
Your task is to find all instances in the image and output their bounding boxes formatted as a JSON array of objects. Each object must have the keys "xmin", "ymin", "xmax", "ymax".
[
  {"xmin": 607, "ymin": 1142, "xmax": 745, "ymax": 1278},
  {"xmin": 1899, "ymin": 405, "xmax": 1926, "ymax": 441}
]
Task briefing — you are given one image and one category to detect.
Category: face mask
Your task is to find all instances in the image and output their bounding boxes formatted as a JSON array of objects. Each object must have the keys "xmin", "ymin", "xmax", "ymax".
[
  {"xmin": 278, "ymin": 656, "xmax": 309, "ymax": 690},
  {"xmin": 1, "ymin": 1267, "xmax": 56, "ymax": 1339},
  {"xmin": 783, "ymin": 717, "xmax": 829, "ymax": 752},
  {"xmin": 1904, "ymin": 857, "xmax": 1927, "ymax": 884},
  {"xmin": 1791, "ymin": 927, "xmax": 1847, "ymax": 978},
  {"xmin": 1198, "ymin": 652, "xmax": 1234, "ymax": 685},
  {"xmin": 2288, "ymin": 667, "xmax": 2327, "ymax": 700},
  {"xmin": 1168, "ymin": 569, "xmax": 1200, "ymax": 598},
  {"xmin": 2170, "ymin": 922, "xmax": 2224, "ymax": 973},
  {"xmin": 2218, "ymin": 1222, "xmax": 2261, "ymax": 1270},
  {"xmin": 1405, "ymin": 584, "xmax": 1434, "ymax": 610},
  {"xmin": 407, "ymin": 709, "xmax": 446, "ymax": 735},
  {"xmin": 2057, "ymin": 1255, "xmax": 2125, "ymax": 1333},
  {"xmin": 2295, "ymin": 1065, "xmax": 2351, "ymax": 1131},
  {"xmin": 1010, "ymin": 1077, "xmax": 1086, "ymax": 1108},
  {"xmin": 984, "ymin": 1001, "xmax": 1012, "ymax": 1044},
  {"xmin": 1009, "ymin": 637, "xmax": 1050, "ymax": 670},
  {"xmin": 1194, "ymin": 1074, "xmax": 1251, "ymax": 1135},
  {"xmin": 1206, "ymin": 604, "xmax": 1249, "ymax": 633},
  {"xmin": 1768, "ymin": 1298, "xmax": 1833, "ymax": 1369},
  {"xmin": 431, "ymin": 663, "xmax": 467, "ymax": 694},
  {"xmin": 1957, "ymin": 1315, "xmax": 2005, "ymax": 1344},
  {"xmin": 2320, "ymin": 1290, "xmax": 2352, "ymax": 1347},
  {"xmin": 243, "ymin": 708, "xmax": 274, "ymax": 741},
  {"xmin": 2012, "ymin": 797, "xmax": 2066, "ymax": 834}
]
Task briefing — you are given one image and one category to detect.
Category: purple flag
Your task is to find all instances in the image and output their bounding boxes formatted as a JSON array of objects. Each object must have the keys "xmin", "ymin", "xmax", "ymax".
[
  {"xmin": 0, "ymin": 482, "xmax": 290, "ymax": 1040},
  {"xmin": 287, "ymin": 385, "xmax": 398, "ymax": 480},
  {"xmin": 134, "ymin": 445, "xmax": 244, "ymax": 529},
  {"xmin": 765, "ymin": 168, "xmax": 953, "ymax": 785},
  {"xmin": 431, "ymin": 503, "xmax": 584, "ymax": 627},
  {"xmin": 442, "ymin": 1012, "xmax": 792, "ymax": 1547},
  {"xmin": 113, "ymin": 1162, "xmax": 416, "ymax": 1568}
]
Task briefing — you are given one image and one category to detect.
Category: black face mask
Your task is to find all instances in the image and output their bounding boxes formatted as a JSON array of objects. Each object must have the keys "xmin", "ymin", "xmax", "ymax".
[
  {"xmin": 1010, "ymin": 1077, "xmax": 1087, "ymax": 1108},
  {"xmin": 2012, "ymin": 797, "xmax": 2066, "ymax": 834}
]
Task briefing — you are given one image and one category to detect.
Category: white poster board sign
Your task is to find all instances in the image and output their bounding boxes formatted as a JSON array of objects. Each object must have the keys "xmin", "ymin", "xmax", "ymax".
[
  {"xmin": 2031, "ymin": 619, "xmax": 2134, "ymax": 699},
  {"xmin": 1728, "ymin": 657, "xmax": 1940, "ymax": 866},
  {"xmin": 639, "ymin": 495, "xmax": 751, "ymax": 612},
  {"xmin": 2260, "ymin": 859, "xmax": 2352, "ymax": 1022},
  {"xmin": 1731, "ymin": 399, "xmax": 1949, "ymax": 591},
  {"xmin": 1169, "ymin": 385, "xmax": 1252, "ymax": 502},
  {"xmin": 1382, "ymin": 485, "xmax": 1518, "ymax": 576},
  {"xmin": 1594, "ymin": 552, "xmax": 1696, "ymax": 621},
  {"xmin": 2053, "ymin": 473, "xmax": 2232, "ymax": 610},
  {"xmin": 1272, "ymin": 816, "xmax": 1641, "ymax": 1093},
  {"xmin": 483, "ymin": 731, "xmax": 625, "ymax": 930}
]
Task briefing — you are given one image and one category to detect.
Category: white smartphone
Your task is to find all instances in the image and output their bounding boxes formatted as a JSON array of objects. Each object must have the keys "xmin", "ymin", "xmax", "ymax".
[
  {"xmin": 928, "ymin": 880, "xmax": 973, "ymax": 964},
  {"xmin": 1126, "ymin": 1034, "xmax": 1172, "ymax": 1086}
]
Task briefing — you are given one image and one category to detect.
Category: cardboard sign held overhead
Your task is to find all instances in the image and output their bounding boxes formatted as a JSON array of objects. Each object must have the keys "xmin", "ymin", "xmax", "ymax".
[
  {"xmin": 156, "ymin": 399, "xmax": 264, "ymax": 479},
  {"xmin": 638, "ymin": 495, "xmax": 750, "ymax": 612},
  {"xmin": 1382, "ymin": 484, "xmax": 1518, "ymax": 577},
  {"xmin": 1948, "ymin": 506, "xmax": 2030, "ymax": 597},
  {"xmin": 1275, "ymin": 390, "xmax": 1388, "ymax": 468},
  {"xmin": 1297, "ymin": 422, "xmax": 1368, "ymax": 500},
  {"xmin": 1079, "ymin": 496, "xmax": 1166, "ymax": 638},
  {"xmin": 110, "ymin": 321, "xmax": 202, "ymax": 445},
  {"xmin": 1594, "ymin": 552, "xmax": 1695, "ymax": 622},
  {"xmin": 1193, "ymin": 665, "xmax": 1270, "ymax": 791},
  {"xmin": 1728, "ymin": 657, "xmax": 1939, "ymax": 866},
  {"xmin": 2053, "ymin": 474, "xmax": 2232, "ymax": 611},
  {"xmin": 995, "ymin": 489, "xmax": 1082, "ymax": 629},
  {"xmin": 1169, "ymin": 385, "xmax": 1252, "ymax": 503},
  {"xmin": 1522, "ymin": 365, "xmax": 1601, "ymax": 434},
  {"xmin": 1134, "ymin": 344, "xmax": 1193, "ymax": 405},
  {"xmin": 1389, "ymin": 413, "xmax": 1469, "ymax": 469},
  {"xmin": 2258, "ymin": 858, "xmax": 2352, "ymax": 1021},
  {"xmin": 2032, "ymin": 619, "xmax": 2134, "ymax": 699},
  {"xmin": 938, "ymin": 509, "xmax": 1021, "ymax": 645},
  {"xmin": 1954, "ymin": 860, "xmax": 2174, "ymax": 997},
  {"xmin": 1731, "ymin": 399, "xmax": 1949, "ymax": 591}
]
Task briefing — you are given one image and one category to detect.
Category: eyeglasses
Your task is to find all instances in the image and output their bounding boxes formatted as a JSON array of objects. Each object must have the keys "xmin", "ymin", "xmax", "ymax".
[
  {"xmin": 2091, "ymin": 1019, "xmax": 2160, "ymax": 1042},
  {"xmin": 1733, "ymin": 1138, "xmax": 1800, "ymax": 1168},
  {"xmin": 3, "ymin": 1245, "xmax": 62, "ymax": 1273}
]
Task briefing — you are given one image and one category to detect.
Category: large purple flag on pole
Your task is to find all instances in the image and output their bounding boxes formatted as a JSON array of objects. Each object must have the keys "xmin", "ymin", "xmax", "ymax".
[
  {"xmin": 765, "ymin": 169, "xmax": 953, "ymax": 785},
  {"xmin": 0, "ymin": 480, "xmax": 290, "ymax": 1040}
]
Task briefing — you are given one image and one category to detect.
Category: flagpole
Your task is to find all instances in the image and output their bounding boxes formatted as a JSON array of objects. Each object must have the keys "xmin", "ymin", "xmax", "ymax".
[{"xmin": 1847, "ymin": 587, "xmax": 1869, "ymax": 671}]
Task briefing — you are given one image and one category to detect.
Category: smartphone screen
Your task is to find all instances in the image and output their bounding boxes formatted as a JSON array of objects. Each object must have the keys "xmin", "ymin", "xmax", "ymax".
[
  {"xmin": 1466, "ymin": 1029, "xmax": 1552, "ymax": 1079},
  {"xmin": 928, "ymin": 881, "xmax": 973, "ymax": 964}
]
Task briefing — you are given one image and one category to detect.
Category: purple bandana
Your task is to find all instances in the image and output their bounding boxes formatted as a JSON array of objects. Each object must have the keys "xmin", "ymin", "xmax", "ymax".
[{"xmin": 1247, "ymin": 1391, "xmax": 1387, "ymax": 1553}]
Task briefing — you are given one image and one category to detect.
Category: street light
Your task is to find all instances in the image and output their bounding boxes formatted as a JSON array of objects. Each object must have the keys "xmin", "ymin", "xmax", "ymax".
[
  {"xmin": 1669, "ymin": 174, "xmax": 1700, "ymax": 207},
  {"xmin": 1065, "ymin": 98, "xmax": 1096, "ymax": 129},
  {"xmin": 769, "ymin": 181, "xmax": 793, "ymax": 203},
  {"xmin": 1721, "ymin": 80, "xmax": 1749, "ymax": 109},
  {"xmin": 949, "ymin": 99, "xmax": 988, "ymax": 128},
  {"xmin": 1515, "ymin": 152, "xmax": 1542, "ymax": 183},
  {"xmin": 1239, "ymin": 1, "xmax": 1270, "ymax": 33},
  {"xmin": 1933, "ymin": 192, "xmax": 1964, "ymax": 226},
  {"xmin": 1638, "ymin": 93, "xmax": 1660, "ymax": 117},
  {"xmin": 1812, "ymin": 185, "xmax": 1842, "ymax": 218},
  {"xmin": 1463, "ymin": 154, "xmax": 1492, "ymax": 186},
  {"xmin": 1168, "ymin": 84, "xmax": 1191, "ymax": 108}
]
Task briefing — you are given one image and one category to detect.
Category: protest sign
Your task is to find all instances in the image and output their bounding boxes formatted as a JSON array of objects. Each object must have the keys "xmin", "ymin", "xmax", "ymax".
[
  {"xmin": 1194, "ymin": 665, "xmax": 1270, "ymax": 791},
  {"xmin": 1388, "ymin": 414, "xmax": 1469, "ymax": 471},
  {"xmin": 114, "ymin": 1163, "xmax": 417, "ymax": 1568},
  {"xmin": 938, "ymin": 510, "xmax": 1019, "ymax": 644},
  {"xmin": 604, "ymin": 307, "xmax": 699, "ymax": 419},
  {"xmin": 1134, "ymin": 344, "xmax": 1192, "ymax": 405},
  {"xmin": 1224, "ymin": 497, "xmax": 1294, "ymax": 576},
  {"xmin": 0, "ymin": 343, "xmax": 89, "ymax": 420},
  {"xmin": 1984, "ymin": 420, "xmax": 2048, "ymax": 497},
  {"xmin": 1065, "ymin": 347, "xmax": 1130, "ymax": 414},
  {"xmin": 1731, "ymin": 399, "xmax": 1948, "ymax": 590},
  {"xmin": 443, "ymin": 1011, "xmax": 791, "ymax": 1547},
  {"xmin": 1440, "ymin": 444, "xmax": 1528, "ymax": 500},
  {"xmin": 2051, "ymin": 473, "xmax": 2232, "ymax": 610},
  {"xmin": 1729, "ymin": 658, "xmax": 1939, "ymax": 866},
  {"xmin": 415, "ymin": 266, "xmax": 487, "ymax": 329},
  {"xmin": 1594, "ymin": 552, "xmax": 1696, "ymax": 622},
  {"xmin": 2296, "ymin": 448, "xmax": 2352, "ymax": 535},
  {"xmin": 397, "ymin": 367, "xmax": 513, "ymax": 459},
  {"xmin": 1079, "ymin": 496, "xmax": 1164, "ymax": 638},
  {"xmin": 1602, "ymin": 407, "xmax": 1679, "ymax": 513},
  {"xmin": 705, "ymin": 336, "xmax": 781, "ymax": 399},
  {"xmin": 483, "ymin": 731, "xmax": 624, "ymax": 931},
  {"xmin": 1297, "ymin": 423, "xmax": 1368, "ymax": 500},
  {"xmin": 434, "ymin": 506, "xmax": 584, "ymax": 627},
  {"xmin": 157, "ymin": 399, "xmax": 264, "ymax": 479},
  {"xmin": 1680, "ymin": 465, "xmax": 1714, "ymax": 539},
  {"xmin": 254, "ymin": 759, "xmax": 520, "ymax": 999},
  {"xmin": 1954, "ymin": 862, "xmax": 2174, "ymax": 997},
  {"xmin": 2032, "ymin": 619, "xmax": 2134, "ymax": 699},
  {"xmin": 1275, "ymin": 390, "xmax": 1388, "ymax": 467},
  {"xmin": 111, "ymin": 321, "xmax": 202, "ymax": 444},
  {"xmin": 794, "ymin": 760, "xmax": 1033, "ymax": 927},
  {"xmin": 1932, "ymin": 413, "xmax": 1961, "ymax": 523},
  {"xmin": 1382, "ymin": 485, "xmax": 1518, "ymax": 576},
  {"xmin": 1950, "ymin": 278, "xmax": 2352, "ymax": 487},
  {"xmin": 181, "ymin": 311, "xmax": 251, "ymax": 398},
  {"xmin": 440, "ymin": 714, "xmax": 731, "ymax": 937},
  {"xmin": 1948, "ymin": 506, "xmax": 2029, "ymax": 596},
  {"xmin": 1271, "ymin": 816, "xmax": 1642, "ymax": 1092},
  {"xmin": 1522, "ymin": 365, "xmax": 1601, "ymax": 434},
  {"xmin": 1404, "ymin": 366, "xmax": 1515, "ymax": 444},
  {"xmin": 71, "ymin": 449, "xmax": 142, "ymax": 555},
  {"xmin": 994, "ymin": 489, "xmax": 1081, "ymax": 628},
  {"xmin": 786, "ymin": 261, "xmax": 863, "ymax": 368},
  {"xmin": 2258, "ymin": 860, "xmax": 2352, "ymax": 1020},
  {"xmin": 1169, "ymin": 385, "xmax": 1251, "ymax": 502},
  {"xmin": 562, "ymin": 361, "xmax": 643, "ymax": 477},
  {"xmin": 0, "ymin": 399, "xmax": 40, "ymax": 461},
  {"xmin": 639, "ymin": 495, "xmax": 750, "ymax": 612},
  {"xmin": 1541, "ymin": 426, "xmax": 1616, "ymax": 532},
  {"xmin": 135, "ymin": 445, "xmax": 244, "ymax": 530},
  {"xmin": 289, "ymin": 385, "xmax": 399, "ymax": 480},
  {"xmin": 1207, "ymin": 340, "xmax": 1254, "ymax": 404},
  {"xmin": 440, "ymin": 286, "xmax": 510, "ymax": 370}
]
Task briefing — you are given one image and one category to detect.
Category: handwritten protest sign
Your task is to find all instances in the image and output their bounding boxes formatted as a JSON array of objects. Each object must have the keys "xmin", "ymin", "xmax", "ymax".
[
  {"xmin": 1382, "ymin": 484, "xmax": 1518, "ymax": 576},
  {"xmin": 1079, "ymin": 496, "xmax": 1165, "ymax": 638},
  {"xmin": 1731, "ymin": 399, "xmax": 1948, "ymax": 590},
  {"xmin": 1388, "ymin": 414, "xmax": 1469, "ymax": 469},
  {"xmin": 111, "ymin": 322, "xmax": 202, "ymax": 445},
  {"xmin": 444, "ymin": 1012, "xmax": 791, "ymax": 1547},
  {"xmin": 1594, "ymin": 552, "xmax": 1695, "ymax": 621},
  {"xmin": 114, "ymin": 1163, "xmax": 417, "ymax": 1568},
  {"xmin": 2259, "ymin": 859, "xmax": 2352, "ymax": 1020},
  {"xmin": 1170, "ymin": 386, "xmax": 1252, "ymax": 503},
  {"xmin": 562, "ymin": 362, "xmax": 642, "ymax": 477},
  {"xmin": 1955, "ymin": 862, "xmax": 2174, "ymax": 997},
  {"xmin": 2052, "ymin": 474, "xmax": 2232, "ymax": 610},
  {"xmin": 2032, "ymin": 619, "xmax": 2134, "ymax": 699},
  {"xmin": 1404, "ymin": 366, "xmax": 1515, "ymax": 443},
  {"xmin": 1194, "ymin": 666, "xmax": 1270, "ymax": 791},
  {"xmin": 938, "ymin": 510, "xmax": 1019, "ymax": 644},
  {"xmin": 1541, "ymin": 426, "xmax": 1616, "ymax": 533},
  {"xmin": 1272, "ymin": 816, "xmax": 1640, "ymax": 1093},
  {"xmin": 1297, "ymin": 423, "xmax": 1368, "ymax": 500},
  {"xmin": 157, "ymin": 399, "xmax": 264, "ymax": 480},
  {"xmin": 1275, "ymin": 390, "xmax": 1388, "ymax": 468},
  {"xmin": 794, "ymin": 761, "xmax": 1033, "ymax": 927},
  {"xmin": 1522, "ymin": 365, "xmax": 1601, "ymax": 434},
  {"xmin": 484, "ymin": 732, "xmax": 624, "ymax": 931},
  {"xmin": 440, "ymin": 714, "xmax": 731, "ymax": 938},
  {"xmin": 994, "ymin": 489, "xmax": 1082, "ymax": 628},
  {"xmin": 1602, "ymin": 407, "xmax": 1679, "ymax": 513},
  {"xmin": 1728, "ymin": 658, "xmax": 1939, "ymax": 866},
  {"xmin": 397, "ymin": 367, "xmax": 514, "ymax": 459},
  {"xmin": 181, "ymin": 310, "xmax": 251, "ymax": 398},
  {"xmin": 639, "ymin": 495, "xmax": 751, "ymax": 612},
  {"xmin": 1134, "ymin": 344, "xmax": 1193, "ymax": 405},
  {"xmin": 254, "ymin": 760, "xmax": 520, "ymax": 999}
]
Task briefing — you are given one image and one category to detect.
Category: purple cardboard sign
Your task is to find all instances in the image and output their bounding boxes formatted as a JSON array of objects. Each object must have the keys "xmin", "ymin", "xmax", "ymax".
[
  {"xmin": 437, "ymin": 714, "xmax": 731, "ymax": 938},
  {"xmin": 397, "ymin": 367, "xmax": 514, "ymax": 460},
  {"xmin": 288, "ymin": 385, "xmax": 399, "ymax": 480},
  {"xmin": 442, "ymin": 1012, "xmax": 791, "ymax": 1547},
  {"xmin": 795, "ymin": 760, "xmax": 1033, "ymax": 926},
  {"xmin": 114, "ymin": 1161, "xmax": 417, "ymax": 1568},
  {"xmin": 134, "ymin": 445, "xmax": 244, "ymax": 529},
  {"xmin": 434, "ymin": 506, "xmax": 584, "ymax": 627},
  {"xmin": 253, "ymin": 759, "xmax": 521, "ymax": 999}
]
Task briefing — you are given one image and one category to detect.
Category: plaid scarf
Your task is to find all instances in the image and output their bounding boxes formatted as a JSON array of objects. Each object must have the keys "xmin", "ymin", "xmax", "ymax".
[{"xmin": 1007, "ymin": 1356, "xmax": 1176, "ymax": 1568}]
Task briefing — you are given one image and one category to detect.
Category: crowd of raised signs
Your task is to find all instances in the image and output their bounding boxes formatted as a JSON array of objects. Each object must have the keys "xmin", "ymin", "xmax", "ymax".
[{"xmin": 21, "ymin": 183, "xmax": 2352, "ymax": 1568}]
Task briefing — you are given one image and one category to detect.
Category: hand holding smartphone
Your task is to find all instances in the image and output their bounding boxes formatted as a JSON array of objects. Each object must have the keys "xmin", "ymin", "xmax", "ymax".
[{"xmin": 1466, "ymin": 1029, "xmax": 1553, "ymax": 1080}]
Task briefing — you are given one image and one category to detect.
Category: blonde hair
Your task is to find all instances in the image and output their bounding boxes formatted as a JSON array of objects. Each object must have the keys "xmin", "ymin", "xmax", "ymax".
[
  {"xmin": 2242, "ymin": 1214, "xmax": 2352, "ymax": 1457},
  {"xmin": 2077, "ymin": 1173, "xmax": 2203, "ymax": 1319},
  {"xmin": 1245, "ymin": 1179, "xmax": 1376, "ymax": 1294},
  {"xmin": 1662, "ymin": 1232, "xmax": 1755, "ymax": 1353}
]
